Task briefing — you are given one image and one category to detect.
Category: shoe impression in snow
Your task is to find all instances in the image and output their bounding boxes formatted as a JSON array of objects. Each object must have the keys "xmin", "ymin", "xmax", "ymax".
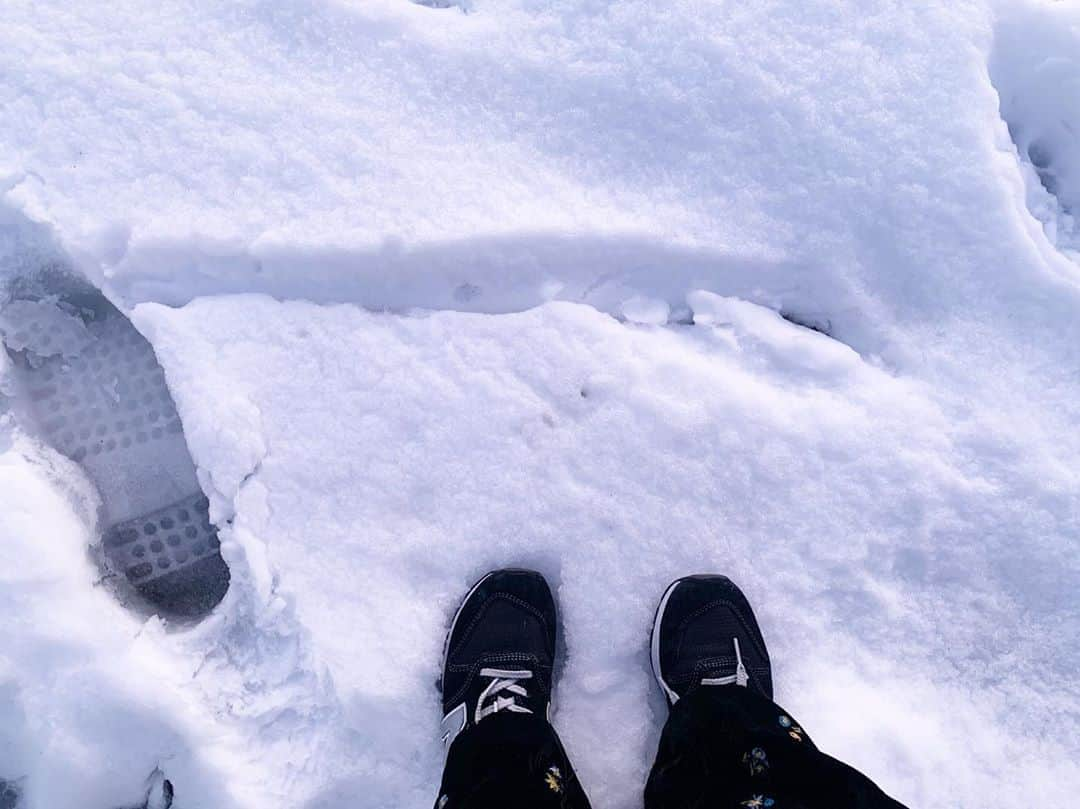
[
  {"xmin": 0, "ymin": 271, "xmax": 229, "ymax": 620},
  {"xmin": 433, "ymin": 569, "xmax": 910, "ymax": 809}
]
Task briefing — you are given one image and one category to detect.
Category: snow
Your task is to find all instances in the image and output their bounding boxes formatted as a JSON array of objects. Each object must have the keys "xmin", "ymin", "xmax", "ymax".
[
  {"xmin": 1, "ymin": 0, "xmax": 1079, "ymax": 807},
  {"xmin": 0, "ymin": 300, "xmax": 93, "ymax": 357},
  {"xmin": 619, "ymin": 295, "xmax": 670, "ymax": 325},
  {"xmin": 992, "ymin": 1, "xmax": 1080, "ymax": 259}
]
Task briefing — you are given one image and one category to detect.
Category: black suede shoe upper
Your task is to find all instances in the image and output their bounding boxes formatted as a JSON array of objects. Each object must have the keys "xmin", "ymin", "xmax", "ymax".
[
  {"xmin": 441, "ymin": 569, "xmax": 557, "ymax": 743},
  {"xmin": 652, "ymin": 575, "xmax": 772, "ymax": 704}
]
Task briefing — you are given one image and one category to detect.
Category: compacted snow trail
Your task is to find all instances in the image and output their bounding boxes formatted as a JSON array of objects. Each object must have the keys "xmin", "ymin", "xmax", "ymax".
[{"xmin": 2, "ymin": 0, "xmax": 1080, "ymax": 807}]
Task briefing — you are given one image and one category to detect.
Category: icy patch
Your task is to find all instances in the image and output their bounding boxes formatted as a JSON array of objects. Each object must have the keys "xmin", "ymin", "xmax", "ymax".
[{"xmin": 992, "ymin": 1, "xmax": 1080, "ymax": 260}]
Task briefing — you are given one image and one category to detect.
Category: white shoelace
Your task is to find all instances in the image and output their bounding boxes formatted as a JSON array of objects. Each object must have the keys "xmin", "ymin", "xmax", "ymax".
[
  {"xmin": 700, "ymin": 637, "xmax": 749, "ymax": 687},
  {"xmin": 475, "ymin": 667, "xmax": 534, "ymax": 724}
]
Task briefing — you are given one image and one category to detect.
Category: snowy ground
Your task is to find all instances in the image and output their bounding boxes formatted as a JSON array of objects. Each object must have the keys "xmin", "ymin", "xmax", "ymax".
[{"xmin": 2, "ymin": 0, "xmax": 1080, "ymax": 807}]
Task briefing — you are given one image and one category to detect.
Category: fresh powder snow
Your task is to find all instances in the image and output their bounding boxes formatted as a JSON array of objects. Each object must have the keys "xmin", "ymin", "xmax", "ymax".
[{"xmin": 1, "ymin": 0, "xmax": 1079, "ymax": 807}]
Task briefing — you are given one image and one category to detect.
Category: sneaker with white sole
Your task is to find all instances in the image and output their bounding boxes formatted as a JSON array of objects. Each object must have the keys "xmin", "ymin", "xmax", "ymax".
[
  {"xmin": 651, "ymin": 575, "xmax": 773, "ymax": 705},
  {"xmin": 439, "ymin": 569, "xmax": 557, "ymax": 751}
]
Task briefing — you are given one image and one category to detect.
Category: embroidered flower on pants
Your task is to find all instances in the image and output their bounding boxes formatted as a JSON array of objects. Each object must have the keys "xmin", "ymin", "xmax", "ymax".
[
  {"xmin": 778, "ymin": 715, "xmax": 804, "ymax": 742},
  {"xmin": 742, "ymin": 747, "xmax": 769, "ymax": 776},
  {"xmin": 741, "ymin": 795, "xmax": 775, "ymax": 808}
]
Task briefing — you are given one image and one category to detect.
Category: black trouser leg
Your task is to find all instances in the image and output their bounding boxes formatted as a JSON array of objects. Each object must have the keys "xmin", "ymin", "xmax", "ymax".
[
  {"xmin": 645, "ymin": 686, "xmax": 910, "ymax": 809},
  {"xmin": 435, "ymin": 713, "xmax": 592, "ymax": 809}
]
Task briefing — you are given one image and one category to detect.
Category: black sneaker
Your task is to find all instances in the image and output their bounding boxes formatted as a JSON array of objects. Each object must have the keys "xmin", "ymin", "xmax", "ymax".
[
  {"xmin": 440, "ymin": 569, "xmax": 557, "ymax": 750},
  {"xmin": 650, "ymin": 575, "xmax": 772, "ymax": 704}
]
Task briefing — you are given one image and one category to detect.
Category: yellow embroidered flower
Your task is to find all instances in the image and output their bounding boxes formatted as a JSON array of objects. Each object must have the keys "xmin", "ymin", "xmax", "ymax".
[{"xmin": 544, "ymin": 766, "xmax": 563, "ymax": 793}]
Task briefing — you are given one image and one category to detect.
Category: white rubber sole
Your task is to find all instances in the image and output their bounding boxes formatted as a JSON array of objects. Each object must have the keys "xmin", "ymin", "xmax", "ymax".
[
  {"xmin": 650, "ymin": 577, "xmax": 684, "ymax": 705},
  {"xmin": 441, "ymin": 570, "xmax": 498, "ymax": 675},
  {"xmin": 439, "ymin": 570, "xmax": 500, "ymax": 750}
]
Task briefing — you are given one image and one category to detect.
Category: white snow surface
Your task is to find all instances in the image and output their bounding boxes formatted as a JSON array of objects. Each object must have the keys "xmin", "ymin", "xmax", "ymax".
[{"xmin": 2, "ymin": 0, "xmax": 1080, "ymax": 807}]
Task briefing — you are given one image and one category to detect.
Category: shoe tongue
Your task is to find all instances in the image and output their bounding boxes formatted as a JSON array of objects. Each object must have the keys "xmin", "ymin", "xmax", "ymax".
[
  {"xmin": 677, "ymin": 640, "xmax": 738, "ymax": 674},
  {"xmin": 681, "ymin": 640, "xmax": 748, "ymax": 689},
  {"xmin": 693, "ymin": 639, "xmax": 742, "ymax": 658}
]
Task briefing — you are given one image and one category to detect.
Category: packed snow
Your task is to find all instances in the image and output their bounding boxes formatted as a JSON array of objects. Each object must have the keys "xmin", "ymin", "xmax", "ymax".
[{"xmin": 2, "ymin": 0, "xmax": 1079, "ymax": 807}]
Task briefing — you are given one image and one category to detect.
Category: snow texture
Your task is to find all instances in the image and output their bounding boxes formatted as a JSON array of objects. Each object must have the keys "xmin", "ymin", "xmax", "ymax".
[
  {"xmin": 1, "ymin": 0, "xmax": 1079, "ymax": 807},
  {"xmin": 992, "ymin": 1, "xmax": 1080, "ymax": 258}
]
